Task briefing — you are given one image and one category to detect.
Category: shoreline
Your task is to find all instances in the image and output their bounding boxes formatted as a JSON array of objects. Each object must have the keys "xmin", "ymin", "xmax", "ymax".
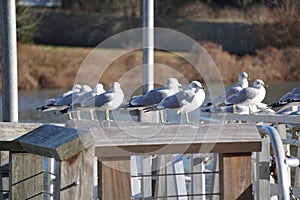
[{"xmin": 1, "ymin": 42, "xmax": 299, "ymax": 90}]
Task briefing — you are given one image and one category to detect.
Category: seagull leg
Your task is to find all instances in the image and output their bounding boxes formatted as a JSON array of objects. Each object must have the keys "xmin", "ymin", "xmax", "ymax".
[
  {"xmin": 68, "ymin": 112, "xmax": 73, "ymax": 120},
  {"xmin": 233, "ymin": 104, "xmax": 237, "ymax": 114},
  {"xmin": 160, "ymin": 110, "xmax": 170, "ymax": 124},
  {"xmin": 105, "ymin": 110, "xmax": 113, "ymax": 122},
  {"xmin": 185, "ymin": 112, "xmax": 194, "ymax": 124},
  {"xmin": 90, "ymin": 109, "xmax": 95, "ymax": 121},
  {"xmin": 77, "ymin": 110, "xmax": 81, "ymax": 120}
]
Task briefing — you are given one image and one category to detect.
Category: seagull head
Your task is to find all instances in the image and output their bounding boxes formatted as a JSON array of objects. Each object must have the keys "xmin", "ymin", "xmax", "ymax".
[
  {"xmin": 80, "ymin": 84, "xmax": 92, "ymax": 93},
  {"xmin": 72, "ymin": 84, "xmax": 82, "ymax": 92},
  {"xmin": 110, "ymin": 82, "xmax": 121, "ymax": 91},
  {"xmin": 189, "ymin": 81, "xmax": 204, "ymax": 92},
  {"xmin": 239, "ymin": 72, "xmax": 249, "ymax": 88},
  {"xmin": 239, "ymin": 72, "xmax": 249, "ymax": 80},
  {"xmin": 253, "ymin": 79, "xmax": 265, "ymax": 88},
  {"xmin": 165, "ymin": 78, "xmax": 182, "ymax": 91},
  {"xmin": 93, "ymin": 83, "xmax": 105, "ymax": 94}
]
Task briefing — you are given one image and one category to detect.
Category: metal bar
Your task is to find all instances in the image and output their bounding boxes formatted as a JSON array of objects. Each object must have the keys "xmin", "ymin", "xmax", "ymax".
[
  {"xmin": 25, "ymin": 192, "xmax": 53, "ymax": 200},
  {"xmin": 142, "ymin": 0, "xmax": 154, "ymax": 93},
  {"xmin": 0, "ymin": 0, "xmax": 18, "ymax": 122},
  {"xmin": 258, "ymin": 125, "xmax": 290, "ymax": 200},
  {"xmin": 255, "ymin": 136, "xmax": 270, "ymax": 200},
  {"xmin": 141, "ymin": 156, "xmax": 152, "ymax": 198},
  {"xmin": 12, "ymin": 171, "xmax": 45, "ymax": 186},
  {"xmin": 53, "ymin": 160, "xmax": 61, "ymax": 199},
  {"xmin": 225, "ymin": 113, "xmax": 300, "ymax": 124},
  {"xmin": 8, "ymin": 151, "xmax": 12, "ymax": 200},
  {"xmin": 132, "ymin": 192, "xmax": 221, "ymax": 199},
  {"xmin": 131, "ymin": 171, "xmax": 219, "ymax": 178}
]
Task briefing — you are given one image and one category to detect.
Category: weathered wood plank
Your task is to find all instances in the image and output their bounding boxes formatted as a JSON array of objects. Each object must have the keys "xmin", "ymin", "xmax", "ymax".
[
  {"xmin": 91, "ymin": 123, "xmax": 261, "ymax": 158},
  {"xmin": 60, "ymin": 146, "xmax": 95, "ymax": 200},
  {"xmin": 219, "ymin": 153, "xmax": 252, "ymax": 200},
  {"xmin": 99, "ymin": 158, "xmax": 131, "ymax": 200},
  {"xmin": 12, "ymin": 153, "xmax": 44, "ymax": 200},
  {"xmin": 0, "ymin": 123, "xmax": 42, "ymax": 150}
]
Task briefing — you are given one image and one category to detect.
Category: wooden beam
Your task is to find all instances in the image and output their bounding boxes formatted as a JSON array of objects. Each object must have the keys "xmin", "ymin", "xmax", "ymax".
[
  {"xmin": 219, "ymin": 153, "xmax": 252, "ymax": 200},
  {"xmin": 92, "ymin": 123, "xmax": 261, "ymax": 158}
]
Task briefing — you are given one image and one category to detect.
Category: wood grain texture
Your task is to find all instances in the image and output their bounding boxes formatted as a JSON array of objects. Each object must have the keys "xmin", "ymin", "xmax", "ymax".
[
  {"xmin": 14, "ymin": 124, "xmax": 94, "ymax": 160},
  {"xmin": 11, "ymin": 153, "xmax": 44, "ymax": 200},
  {"xmin": 60, "ymin": 146, "xmax": 95, "ymax": 200},
  {"xmin": 91, "ymin": 123, "xmax": 261, "ymax": 158},
  {"xmin": 99, "ymin": 159, "xmax": 131, "ymax": 200},
  {"xmin": 219, "ymin": 153, "xmax": 252, "ymax": 200},
  {"xmin": 0, "ymin": 122, "xmax": 42, "ymax": 150}
]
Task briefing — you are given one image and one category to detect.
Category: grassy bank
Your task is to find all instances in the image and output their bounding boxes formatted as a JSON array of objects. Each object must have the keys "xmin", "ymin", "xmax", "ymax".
[{"xmin": 1, "ymin": 42, "xmax": 299, "ymax": 90}]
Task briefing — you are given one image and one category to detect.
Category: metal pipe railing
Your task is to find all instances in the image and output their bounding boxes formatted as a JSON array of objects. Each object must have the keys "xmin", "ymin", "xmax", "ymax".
[{"xmin": 258, "ymin": 125, "xmax": 290, "ymax": 200}]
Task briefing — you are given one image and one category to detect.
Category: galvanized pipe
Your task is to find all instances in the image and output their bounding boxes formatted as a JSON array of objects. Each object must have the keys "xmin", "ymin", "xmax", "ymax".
[
  {"xmin": 258, "ymin": 125, "xmax": 290, "ymax": 200},
  {"xmin": 0, "ymin": 0, "xmax": 18, "ymax": 122},
  {"xmin": 142, "ymin": 0, "xmax": 154, "ymax": 94}
]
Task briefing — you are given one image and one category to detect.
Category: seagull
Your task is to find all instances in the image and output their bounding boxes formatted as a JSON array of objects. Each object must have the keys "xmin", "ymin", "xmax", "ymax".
[
  {"xmin": 202, "ymin": 72, "xmax": 249, "ymax": 113},
  {"xmin": 268, "ymin": 85, "xmax": 300, "ymax": 109},
  {"xmin": 129, "ymin": 78, "xmax": 182, "ymax": 108},
  {"xmin": 127, "ymin": 78, "xmax": 182, "ymax": 122},
  {"xmin": 60, "ymin": 83, "xmax": 106, "ymax": 119},
  {"xmin": 145, "ymin": 81, "xmax": 205, "ymax": 124},
  {"xmin": 225, "ymin": 79, "xmax": 266, "ymax": 114},
  {"xmin": 79, "ymin": 82, "xmax": 124, "ymax": 121},
  {"xmin": 72, "ymin": 83, "xmax": 105, "ymax": 105},
  {"xmin": 37, "ymin": 84, "xmax": 82, "ymax": 112},
  {"xmin": 213, "ymin": 72, "xmax": 249, "ymax": 106}
]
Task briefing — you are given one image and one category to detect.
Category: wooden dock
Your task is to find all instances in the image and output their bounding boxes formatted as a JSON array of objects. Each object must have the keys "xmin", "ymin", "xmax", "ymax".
[
  {"xmin": 69, "ymin": 120, "xmax": 262, "ymax": 200},
  {"xmin": 0, "ymin": 121, "xmax": 262, "ymax": 199}
]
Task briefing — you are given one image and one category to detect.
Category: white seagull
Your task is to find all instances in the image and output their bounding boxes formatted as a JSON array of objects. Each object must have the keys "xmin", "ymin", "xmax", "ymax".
[
  {"xmin": 128, "ymin": 78, "xmax": 182, "ymax": 122},
  {"xmin": 80, "ymin": 82, "xmax": 124, "ymax": 121},
  {"xmin": 145, "ymin": 81, "xmax": 205, "ymax": 124},
  {"xmin": 60, "ymin": 83, "xmax": 106, "ymax": 119},
  {"xmin": 129, "ymin": 78, "xmax": 182, "ymax": 108},
  {"xmin": 213, "ymin": 71, "xmax": 249, "ymax": 106},
  {"xmin": 37, "ymin": 84, "xmax": 82, "ymax": 112},
  {"xmin": 225, "ymin": 79, "xmax": 266, "ymax": 114}
]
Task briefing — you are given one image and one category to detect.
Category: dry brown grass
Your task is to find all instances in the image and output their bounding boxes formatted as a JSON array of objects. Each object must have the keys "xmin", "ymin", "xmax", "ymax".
[{"xmin": 0, "ymin": 42, "xmax": 298, "ymax": 90}]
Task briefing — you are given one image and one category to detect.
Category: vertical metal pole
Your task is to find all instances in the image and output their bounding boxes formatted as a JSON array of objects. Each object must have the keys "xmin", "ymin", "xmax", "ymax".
[
  {"xmin": 0, "ymin": 0, "xmax": 18, "ymax": 122},
  {"xmin": 142, "ymin": 0, "xmax": 154, "ymax": 93},
  {"xmin": 54, "ymin": 160, "xmax": 61, "ymax": 199}
]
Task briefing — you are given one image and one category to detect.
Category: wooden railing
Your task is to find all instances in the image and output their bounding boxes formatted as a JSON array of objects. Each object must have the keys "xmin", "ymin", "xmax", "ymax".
[{"xmin": 0, "ymin": 120, "xmax": 264, "ymax": 199}]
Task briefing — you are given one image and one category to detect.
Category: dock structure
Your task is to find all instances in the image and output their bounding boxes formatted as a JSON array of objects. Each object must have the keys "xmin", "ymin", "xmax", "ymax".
[
  {"xmin": 0, "ymin": 121, "xmax": 262, "ymax": 199},
  {"xmin": 68, "ymin": 120, "xmax": 262, "ymax": 199}
]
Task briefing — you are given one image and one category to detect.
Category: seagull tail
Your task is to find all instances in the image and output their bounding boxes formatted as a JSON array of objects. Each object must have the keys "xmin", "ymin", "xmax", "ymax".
[
  {"xmin": 143, "ymin": 105, "xmax": 158, "ymax": 113},
  {"xmin": 267, "ymin": 101, "xmax": 288, "ymax": 109},
  {"xmin": 36, "ymin": 105, "xmax": 54, "ymax": 112},
  {"xmin": 55, "ymin": 106, "xmax": 71, "ymax": 115}
]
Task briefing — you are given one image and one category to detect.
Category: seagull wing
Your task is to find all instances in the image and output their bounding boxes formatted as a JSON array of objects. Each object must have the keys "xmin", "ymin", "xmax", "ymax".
[{"xmin": 226, "ymin": 87, "xmax": 258, "ymax": 105}]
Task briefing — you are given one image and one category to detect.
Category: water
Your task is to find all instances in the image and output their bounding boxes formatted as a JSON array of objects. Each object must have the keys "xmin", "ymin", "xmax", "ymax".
[{"xmin": 0, "ymin": 81, "xmax": 299, "ymax": 123}]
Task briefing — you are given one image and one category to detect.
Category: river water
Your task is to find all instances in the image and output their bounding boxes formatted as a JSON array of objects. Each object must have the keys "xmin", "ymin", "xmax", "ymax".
[{"xmin": 0, "ymin": 81, "xmax": 299, "ymax": 123}]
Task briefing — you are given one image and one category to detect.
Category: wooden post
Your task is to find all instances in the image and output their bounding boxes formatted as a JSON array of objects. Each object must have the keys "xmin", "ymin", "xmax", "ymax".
[
  {"xmin": 60, "ymin": 146, "xmax": 95, "ymax": 200},
  {"xmin": 11, "ymin": 153, "xmax": 44, "ymax": 200},
  {"xmin": 219, "ymin": 153, "xmax": 252, "ymax": 200},
  {"xmin": 99, "ymin": 158, "xmax": 131, "ymax": 200}
]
